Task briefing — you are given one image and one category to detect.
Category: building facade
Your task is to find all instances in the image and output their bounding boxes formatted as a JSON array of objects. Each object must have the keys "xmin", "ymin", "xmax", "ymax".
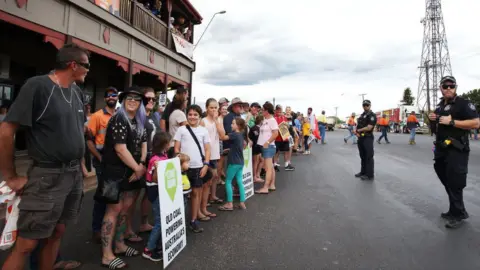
[{"xmin": 0, "ymin": 0, "xmax": 202, "ymax": 154}]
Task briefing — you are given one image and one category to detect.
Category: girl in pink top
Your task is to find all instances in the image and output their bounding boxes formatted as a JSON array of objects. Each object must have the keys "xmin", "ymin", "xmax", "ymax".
[{"xmin": 143, "ymin": 131, "xmax": 171, "ymax": 262}]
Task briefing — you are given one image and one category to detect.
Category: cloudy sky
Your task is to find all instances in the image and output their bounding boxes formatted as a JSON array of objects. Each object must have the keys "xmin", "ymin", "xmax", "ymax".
[{"xmin": 185, "ymin": 0, "xmax": 480, "ymax": 119}]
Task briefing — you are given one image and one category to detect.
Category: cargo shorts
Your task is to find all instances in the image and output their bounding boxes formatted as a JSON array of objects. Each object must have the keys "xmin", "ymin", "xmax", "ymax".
[{"xmin": 17, "ymin": 165, "xmax": 84, "ymax": 240}]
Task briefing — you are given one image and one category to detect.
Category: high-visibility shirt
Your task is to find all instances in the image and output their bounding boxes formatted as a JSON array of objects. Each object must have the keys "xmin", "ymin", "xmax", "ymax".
[
  {"xmin": 87, "ymin": 108, "xmax": 114, "ymax": 150},
  {"xmin": 318, "ymin": 115, "xmax": 327, "ymax": 124},
  {"xmin": 347, "ymin": 117, "xmax": 355, "ymax": 126},
  {"xmin": 407, "ymin": 115, "xmax": 418, "ymax": 123},
  {"xmin": 378, "ymin": 118, "xmax": 389, "ymax": 126}
]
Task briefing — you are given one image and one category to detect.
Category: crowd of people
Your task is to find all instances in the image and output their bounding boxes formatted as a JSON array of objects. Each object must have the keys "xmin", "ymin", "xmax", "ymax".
[{"xmin": 0, "ymin": 44, "xmax": 323, "ymax": 269}]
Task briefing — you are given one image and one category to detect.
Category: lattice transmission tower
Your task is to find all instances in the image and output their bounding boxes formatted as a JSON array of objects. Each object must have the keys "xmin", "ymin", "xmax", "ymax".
[{"xmin": 417, "ymin": 0, "xmax": 452, "ymax": 112}]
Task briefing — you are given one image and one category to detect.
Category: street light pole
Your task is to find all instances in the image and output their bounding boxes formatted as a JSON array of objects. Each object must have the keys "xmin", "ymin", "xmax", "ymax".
[
  {"xmin": 359, "ymin": 93, "xmax": 367, "ymax": 101},
  {"xmin": 193, "ymin": 10, "xmax": 226, "ymax": 51}
]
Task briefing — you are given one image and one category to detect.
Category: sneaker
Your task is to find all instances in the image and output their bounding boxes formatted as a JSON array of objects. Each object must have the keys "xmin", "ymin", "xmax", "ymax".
[
  {"xmin": 274, "ymin": 165, "xmax": 280, "ymax": 172},
  {"xmin": 344, "ymin": 138, "xmax": 347, "ymax": 143},
  {"xmin": 445, "ymin": 219, "xmax": 465, "ymax": 229},
  {"xmin": 142, "ymin": 248, "xmax": 163, "ymax": 262},
  {"xmin": 189, "ymin": 220, "xmax": 204, "ymax": 233},
  {"xmin": 285, "ymin": 164, "xmax": 295, "ymax": 171},
  {"xmin": 354, "ymin": 172, "xmax": 364, "ymax": 178},
  {"xmin": 274, "ymin": 163, "xmax": 280, "ymax": 167}
]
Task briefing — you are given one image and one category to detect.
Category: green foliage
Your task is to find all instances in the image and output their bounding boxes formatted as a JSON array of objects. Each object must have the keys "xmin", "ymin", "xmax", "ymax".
[
  {"xmin": 401, "ymin": 87, "xmax": 415, "ymax": 105},
  {"xmin": 460, "ymin": 89, "xmax": 480, "ymax": 110}
]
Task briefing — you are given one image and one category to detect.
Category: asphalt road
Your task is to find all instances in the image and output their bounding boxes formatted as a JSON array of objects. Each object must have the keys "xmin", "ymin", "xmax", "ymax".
[{"xmin": 2, "ymin": 130, "xmax": 480, "ymax": 270}]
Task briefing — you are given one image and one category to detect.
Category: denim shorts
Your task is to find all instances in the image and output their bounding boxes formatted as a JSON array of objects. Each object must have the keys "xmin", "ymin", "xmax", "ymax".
[{"xmin": 261, "ymin": 145, "xmax": 276, "ymax": 159}]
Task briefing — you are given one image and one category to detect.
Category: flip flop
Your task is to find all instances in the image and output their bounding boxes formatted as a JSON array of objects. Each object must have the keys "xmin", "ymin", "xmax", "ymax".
[
  {"xmin": 124, "ymin": 233, "xmax": 142, "ymax": 242},
  {"xmin": 209, "ymin": 198, "xmax": 224, "ymax": 204},
  {"xmin": 255, "ymin": 190, "xmax": 269, "ymax": 194},
  {"xmin": 115, "ymin": 246, "xmax": 140, "ymax": 257},
  {"xmin": 101, "ymin": 257, "xmax": 127, "ymax": 269},
  {"xmin": 198, "ymin": 216, "xmax": 211, "ymax": 222},
  {"xmin": 218, "ymin": 205, "xmax": 234, "ymax": 211},
  {"xmin": 205, "ymin": 212, "xmax": 217, "ymax": 218},
  {"xmin": 54, "ymin": 260, "xmax": 82, "ymax": 270}
]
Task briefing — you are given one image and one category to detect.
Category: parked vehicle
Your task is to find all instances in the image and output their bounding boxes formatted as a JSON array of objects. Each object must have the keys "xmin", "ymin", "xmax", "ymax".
[{"xmin": 326, "ymin": 116, "xmax": 336, "ymax": 131}]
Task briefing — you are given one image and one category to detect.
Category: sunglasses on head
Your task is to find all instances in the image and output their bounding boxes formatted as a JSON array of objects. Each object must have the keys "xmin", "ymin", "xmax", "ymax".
[
  {"xmin": 76, "ymin": 61, "xmax": 91, "ymax": 70},
  {"xmin": 125, "ymin": 95, "xmax": 142, "ymax": 102},
  {"xmin": 442, "ymin": 84, "xmax": 456, "ymax": 90},
  {"xmin": 105, "ymin": 93, "xmax": 118, "ymax": 98}
]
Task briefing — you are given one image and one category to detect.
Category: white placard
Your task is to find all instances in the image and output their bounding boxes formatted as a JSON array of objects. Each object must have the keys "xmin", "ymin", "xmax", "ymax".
[
  {"xmin": 157, "ymin": 158, "xmax": 186, "ymax": 269},
  {"xmin": 159, "ymin": 94, "xmax": 167, "ymax": 106},
  {"xmin": 242, "ymin": 146, "xmax": 254, "ymax": 200}
]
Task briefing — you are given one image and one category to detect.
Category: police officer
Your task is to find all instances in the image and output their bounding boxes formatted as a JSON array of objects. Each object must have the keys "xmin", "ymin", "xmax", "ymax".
[
  {"xmin": 354, "ymin": 99, "xmax": 377, "ymax": 180},
  {"xmin": 428, "ymin": 76, "xmax": 480, "ymax": 229}
]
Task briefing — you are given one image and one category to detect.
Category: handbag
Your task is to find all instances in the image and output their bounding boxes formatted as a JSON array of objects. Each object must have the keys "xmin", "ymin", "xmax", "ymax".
[
  {"xmin": 94, "ymin": 166, "xmax": 125, "ymax": 204},
  {"xmin": 186, "ymin": 126, "xmax": 213, "ymax": 180}
]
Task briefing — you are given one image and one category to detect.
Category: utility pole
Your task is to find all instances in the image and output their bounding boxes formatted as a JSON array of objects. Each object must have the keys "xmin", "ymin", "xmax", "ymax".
[
  {"xmin": 334, "ymin": 107, "xmax": 338, "ymax": 118},
  {"xmin": 273, "ymin": 97, "xmax": 275, "ymax": 107},
  {"xmin": 425, "ymin": 61, "xmax": 431, "ymax": 112},
  {"xmin": 193, "ymin": 96, "xmax": 196, "ymax": 104},
  {"xmin": 359, "ymin": 93, "xmax": 367, "ymax": 101}
]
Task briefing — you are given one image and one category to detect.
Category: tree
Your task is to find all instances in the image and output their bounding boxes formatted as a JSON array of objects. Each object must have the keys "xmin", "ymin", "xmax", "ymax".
[
  {"xmin": 401, "ymin": 87, "xmax": 415, "ymax": 105},
  {"xmin": 460, "ymin": 89, "xmax": 480, "ymax": 110}
]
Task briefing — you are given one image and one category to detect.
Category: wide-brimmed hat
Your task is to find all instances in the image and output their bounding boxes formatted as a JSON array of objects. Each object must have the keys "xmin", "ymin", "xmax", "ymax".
[
  {"xmin": 230, "ymin": 97, "xmax": 248, "ymax": 106},
  {"xmin": 118, "ymin": 86, "xmax": 147, "ymax": 105}
]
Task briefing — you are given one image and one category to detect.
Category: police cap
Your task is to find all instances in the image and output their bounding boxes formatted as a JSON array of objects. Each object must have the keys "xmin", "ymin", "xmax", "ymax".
[
  {"xmin": 440, "ymin": 76, "xmax": 456, "ymax": 84},
  {"xmin": 362, "ymin": 100, "xmax": 371, "ymax": 106}
]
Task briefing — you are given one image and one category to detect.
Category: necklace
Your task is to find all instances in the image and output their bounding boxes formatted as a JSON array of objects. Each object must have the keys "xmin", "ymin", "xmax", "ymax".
[{"xmin": 53, "ymin": 71, "xmax": 72, "ymax": 105}]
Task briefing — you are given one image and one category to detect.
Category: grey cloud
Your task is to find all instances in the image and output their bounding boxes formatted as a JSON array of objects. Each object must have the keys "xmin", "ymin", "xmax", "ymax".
[{"xmin": 197, "ymin": 20, "xmax": 421, "ymax": 86}]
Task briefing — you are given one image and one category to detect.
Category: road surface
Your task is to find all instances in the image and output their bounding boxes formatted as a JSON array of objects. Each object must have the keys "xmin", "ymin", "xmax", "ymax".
[{"xmin": 2, "ymin": 130, "xmax": 480, "ymax": 270}]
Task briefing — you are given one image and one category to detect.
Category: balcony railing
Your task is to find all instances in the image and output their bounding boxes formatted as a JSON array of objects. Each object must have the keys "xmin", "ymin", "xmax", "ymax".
[{"xmin": 117, "ymin": 0, "xmax": 167, "ymax": 46}]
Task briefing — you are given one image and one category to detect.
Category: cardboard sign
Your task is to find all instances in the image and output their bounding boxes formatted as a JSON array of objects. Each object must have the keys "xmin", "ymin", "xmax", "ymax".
[{"xmin": 242, "ymin": 146, "xmax": 254, "ymax": 200}]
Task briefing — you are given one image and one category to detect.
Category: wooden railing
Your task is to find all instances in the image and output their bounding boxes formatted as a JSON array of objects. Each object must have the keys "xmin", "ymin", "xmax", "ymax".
[{"xmin": 114, "ymin": 0, "xmax": 168, "ymax": 46}]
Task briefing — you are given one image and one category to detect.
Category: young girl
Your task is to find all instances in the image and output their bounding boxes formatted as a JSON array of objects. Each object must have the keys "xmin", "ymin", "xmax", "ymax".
[
  {"xmin": 200, "ymin": 98, "xmax": 223, "ymax": 206},
  {"xmin": 142, "ymin": 132, "xmax": 171, "ymax": 262},
  {"xmin": 216, "ymin": 117, "xmax": 249, "ymax": 210},
  {"xmin": 173, "ymin": 104, "xmax": 212, "ymax": 233},
  {"xmin": 302, "ymin": 117, "xmax": 311, "ymax": 155},
  {"xmin": 249, "ymin": 114, "xmax": 264, "ymax": 183}
]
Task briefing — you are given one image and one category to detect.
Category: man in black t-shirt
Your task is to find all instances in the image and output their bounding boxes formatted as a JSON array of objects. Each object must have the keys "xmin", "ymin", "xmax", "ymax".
[
  {"xmin": 160, "ymin": 86, "xmax": 188, "ymax": 132},
  {"xmin": 0, "ymin": 44, "xmax": 89, "ymax": 270}
]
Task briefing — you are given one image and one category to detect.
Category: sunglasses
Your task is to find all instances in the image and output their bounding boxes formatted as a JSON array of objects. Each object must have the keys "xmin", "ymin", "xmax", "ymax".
[
  {"xmin": 442, "ymin": 84, "xmax": 456, "ymax": 90},
  {"xmin": 105, "ymin": 93, "xmax": 118, "ymax": 98},
  {"xmin": 125, "ymin": 95, "xmax": 142, "ymax": 102},
  {"xmin": 76, "ymin": 62, "xmax": 91, "ymax": 70},
  {"xmin": 146, "ymin": 97, "xmax": 157, "ymax": 102},
  {"xmin": 362, "ymin": 104, "xmax": 371, "ymax": 107}
]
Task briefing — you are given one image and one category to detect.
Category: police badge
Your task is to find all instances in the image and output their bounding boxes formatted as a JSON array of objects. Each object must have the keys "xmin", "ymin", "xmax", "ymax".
[{"xmin": 468, "ymin": 103, "xmax": 476, "ymax": 111}]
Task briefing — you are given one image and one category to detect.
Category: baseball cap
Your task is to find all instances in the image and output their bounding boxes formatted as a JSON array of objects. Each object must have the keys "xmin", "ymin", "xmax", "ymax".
[
  {"xmin": 275, "ymin": 104, "xmax": 283, "ymax": 110},
  {"xmin": 440, "ymin": 76, "xmax": 456, "ymax": 84},
  {"xmin": 362, "ymin": 99, "xmax": 371, "ymax": 106},
  {"xmin": 104, "ymin": 86, "xmax": 118, "ymax": 96},
  {"xmin": 175, "ymin": 86, "xmax": 188, "ymax": 94}
]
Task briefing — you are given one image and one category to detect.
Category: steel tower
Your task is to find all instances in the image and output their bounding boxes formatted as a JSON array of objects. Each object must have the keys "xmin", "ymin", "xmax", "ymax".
[{"xmin": 417, "ymin": 0, "xmax": 452, "ymax": 111}]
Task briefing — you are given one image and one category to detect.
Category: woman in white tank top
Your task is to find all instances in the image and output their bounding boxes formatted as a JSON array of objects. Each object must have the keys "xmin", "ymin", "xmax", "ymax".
[{"xmin": 200, "ymin": 98, "xmax": 224, "ymax": 207}]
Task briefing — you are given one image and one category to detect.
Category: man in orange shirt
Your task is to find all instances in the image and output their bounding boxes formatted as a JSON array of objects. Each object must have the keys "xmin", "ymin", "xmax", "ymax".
[
  {"xmin": 377, "ymin": 114, "xmax": 390, "ymax": 144},
  {"xmin": 406, "ymin": 111, "xmax": 420, "ymax": 145},
  {"xmin": 87, "ymin": 87, "xmax": 118, "ymax": 242},
  {"xmin": 344, "ymin": 113, "xmax": 357, "ymax": 144}
]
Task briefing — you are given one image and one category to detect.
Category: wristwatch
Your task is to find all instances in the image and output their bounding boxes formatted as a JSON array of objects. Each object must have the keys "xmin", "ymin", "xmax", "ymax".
[
  {"xmin": 449, "ymin": 120, "xmax": 455, "ymax": 126},
  {"xmin": 139, "ymin": 160, "xmax": 146, "ymax": 166},
  {"xmin": 203, "ymin": 162, "xmax": 210, "ymax": 167}
]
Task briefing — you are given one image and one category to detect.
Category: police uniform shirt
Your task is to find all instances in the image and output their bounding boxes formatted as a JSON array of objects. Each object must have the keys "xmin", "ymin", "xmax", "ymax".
[
  {"xmin": 357, "ymin": 110, "xmax": 377, "ymax": 135},
  {"xmin": 435, "ymin": 96, "xmax": 478, "ymax": 142},
  {"xmin": 4, "ymin": 75, "xmax": 86, "ymax": 163}
]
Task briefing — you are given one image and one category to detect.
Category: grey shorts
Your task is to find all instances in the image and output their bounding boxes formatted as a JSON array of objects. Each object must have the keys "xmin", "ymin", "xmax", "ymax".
[{"xmin": 17, "ymin": 165, "xmax": 84, "ymax": 239}]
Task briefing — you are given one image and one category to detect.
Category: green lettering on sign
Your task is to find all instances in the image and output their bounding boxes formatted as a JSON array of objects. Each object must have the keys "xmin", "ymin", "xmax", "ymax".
[
  {"xmin": 164, "ymin": 162, "xmax": 178, "ymax": 202},
  {"xmin": 243, "ymin": 147, "xmax": 250, "ymax": 168}
]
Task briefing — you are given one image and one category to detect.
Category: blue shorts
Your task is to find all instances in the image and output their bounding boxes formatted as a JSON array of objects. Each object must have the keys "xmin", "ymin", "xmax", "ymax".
[{"xmin": 261, "ymin": 145, "xmax": 276, "ymax": 158}]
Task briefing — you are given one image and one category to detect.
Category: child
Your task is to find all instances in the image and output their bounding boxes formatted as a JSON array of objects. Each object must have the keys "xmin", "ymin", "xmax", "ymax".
[
  {"xmin": 302, "ymin": 117, "xmax": 311, "ymax": 155},
  {"xmin": 249, "ymin": 114, "xmax": 264, "ymax": 183},
  {"xmin": 142, "ymin": 131, "xmax": 171, "ymax": 262},
  {"xmin": 177, "ymin": 153, "xmax": 192, "ymax": 201},
  {"xmin": 217, "ymin": 117, "xmax": 248, "ymax": 211}
]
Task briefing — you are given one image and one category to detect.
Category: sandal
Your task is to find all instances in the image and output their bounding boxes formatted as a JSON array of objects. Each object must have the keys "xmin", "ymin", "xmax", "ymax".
[
  {"xmin": 54, "ymin": 260, "xmax": 82, "ymax": 270},
  {"xmin": 101, "ymin": 257, "xmax": 127, "ymax": 269},
  {"xmin": 124, "ymin": 233, "xmax": 143, "ymax": 242},
  {"xmin": 115, "ymin": 246, "xmax": 140, "ymax": 257},
  {"xmin": 218, "ymin": 205, "xmax": 234, "ymax": 211},
  {"xmin": 205, "ymin": 212, "xmax": 217, "ymax": 218}
]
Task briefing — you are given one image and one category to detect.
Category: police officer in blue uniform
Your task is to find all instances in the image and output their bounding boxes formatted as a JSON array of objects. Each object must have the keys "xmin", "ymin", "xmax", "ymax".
[
  {"xmin": 428, "ymin": 76, "xmax": 480, "ymax": 229},
  {"xmin": 354, "ymin": 100, "xmax": 377, "ymax": 180}
]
